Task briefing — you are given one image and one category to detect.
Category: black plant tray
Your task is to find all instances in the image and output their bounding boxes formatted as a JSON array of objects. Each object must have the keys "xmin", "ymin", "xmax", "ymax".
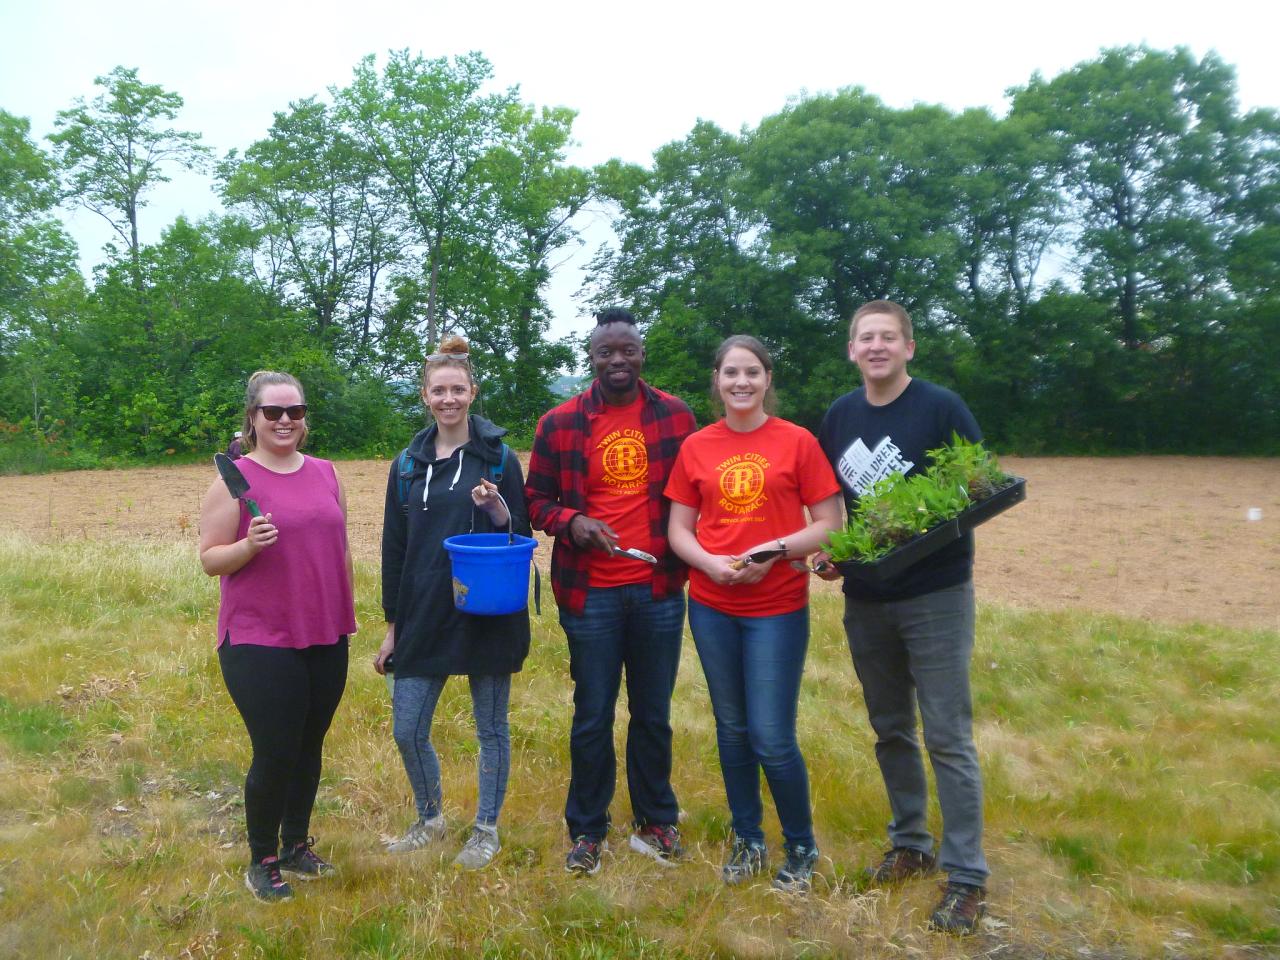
[
  {"xmin": 837, "ymin": 518, "xmax": 962, "ymax": 583},
  {"xmin": 836, "ymin": 476, "xmax": 1027, "ymax": 584},
  {"xmin": 959, "ymin": 476, "xmax": 1026, "ymax": 532}
]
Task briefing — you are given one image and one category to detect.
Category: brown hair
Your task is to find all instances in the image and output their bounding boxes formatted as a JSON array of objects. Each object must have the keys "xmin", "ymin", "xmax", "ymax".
[
  {"xmin": 422, "ymin": 333, "xmax": 476, "ymax": 390},
  {"xmin": 849, "ymin": 299, "xmax": 913, "ymax": 342},
  {"xmin": 710, "ymin": 334, "xmax": 777, "ymax": 417},
  {"xmin": 241, "ymin": 370, "xmax": 307, "ymax": 452}
]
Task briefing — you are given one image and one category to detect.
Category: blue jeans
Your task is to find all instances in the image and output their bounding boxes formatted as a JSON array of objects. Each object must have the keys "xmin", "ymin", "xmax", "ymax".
[
  {"xmin": 558, "ymin": 585, "xmax": 685, "ymax": 841},
  {"xmin": 843, "ymin": 581, "xmax": 988, "ymax": 887},
  {"xmin": 392, "ymin": 674, "xmax": 512, "ymax": 827},
  {"xmin": 688, "ymin": 598, "xmax": 815, "ymax": 850}
]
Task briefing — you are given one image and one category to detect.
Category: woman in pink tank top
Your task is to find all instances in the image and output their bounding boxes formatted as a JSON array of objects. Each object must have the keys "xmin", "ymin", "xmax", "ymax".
[{"xmin": 198, "ymin": 370, "xmax": 356, "ymax": 903}]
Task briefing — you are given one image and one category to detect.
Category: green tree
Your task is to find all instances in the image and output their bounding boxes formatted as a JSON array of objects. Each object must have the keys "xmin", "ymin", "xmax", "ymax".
[
  {"xmin": 337, "ymin": 51, "xmax": 517, "ymax": 350},
  {"xmin": 1010, "ymin": 47, "xmax": 1240, "ymax": 351},
  {"xmin": 944, "ymin": 108, "xmax": 1063, "ymax": 444},
  {"xmin": 49, "ymin": 66, "xmax": 210, "ymax": 286},
  {"xmin": 585, "ymin": 123, "xmax": 806, "ymax": 423},
  {"xmin": 1010, "ymin": 46, "xmax": 1277, "ymax": 449},
  {"xmin": 71, "ymin": 216, "xmax": 324, "ymax": 457},
  {"xmin": 473, "ymin": 103, "xmax": 589, "ymax": 434},
  {"xmin": 742, "ymin": 89, "xmax": 964, "ymax": 325},
  {"xmin": 219, "ymin": 97, "xmax": 404, "ymax": 365},
  {"xmin": 0, "ymin": 111, "xmax": 84, "ymax": 440}
]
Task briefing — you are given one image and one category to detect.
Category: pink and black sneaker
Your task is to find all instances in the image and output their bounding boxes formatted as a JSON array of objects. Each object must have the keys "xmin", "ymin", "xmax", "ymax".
[{"xmin": 245, "ymin": 855, "xmax": 293, "ymax": 902}]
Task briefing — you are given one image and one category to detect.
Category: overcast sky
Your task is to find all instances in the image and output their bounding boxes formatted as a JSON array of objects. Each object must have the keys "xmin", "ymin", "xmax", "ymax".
[{"xmin": 3, "ymin": 0, "xmax": 1277, "ymax": 339}]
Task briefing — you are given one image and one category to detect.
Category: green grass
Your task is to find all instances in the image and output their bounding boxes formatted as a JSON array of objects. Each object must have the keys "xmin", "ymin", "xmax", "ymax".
[{"xmin": 0, "ymin": 532, "xmax": 1277, "ymax": 958}]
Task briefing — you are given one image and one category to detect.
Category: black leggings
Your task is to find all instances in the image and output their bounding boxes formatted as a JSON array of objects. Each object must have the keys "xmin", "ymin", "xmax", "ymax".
[{"xmin": 218, "ymin": 636, "xmax": 348, "ymax": 862}]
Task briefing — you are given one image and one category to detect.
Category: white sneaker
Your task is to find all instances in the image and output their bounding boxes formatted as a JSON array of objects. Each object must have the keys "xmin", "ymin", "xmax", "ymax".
[
  {"xmin": 386, "ymin": 813, "xmax": 447, "ymax": 853},
  {"xmin": 452, "ymin": 824, "xmax": 501, "ymax": 870}
]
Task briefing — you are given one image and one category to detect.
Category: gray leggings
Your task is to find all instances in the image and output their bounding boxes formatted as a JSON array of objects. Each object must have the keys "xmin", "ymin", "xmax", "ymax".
[{"xmin": 391, "ymin": 674, "xmax": 512, "ymax": 827}]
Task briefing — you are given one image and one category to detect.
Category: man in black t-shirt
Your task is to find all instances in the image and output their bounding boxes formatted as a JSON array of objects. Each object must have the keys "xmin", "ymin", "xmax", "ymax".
[{"xmin": 816, "ymin": 300, "xmax": 988, "ymax": 935}]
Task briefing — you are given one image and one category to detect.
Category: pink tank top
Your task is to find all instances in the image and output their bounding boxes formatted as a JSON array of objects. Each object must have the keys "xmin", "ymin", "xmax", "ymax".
[{"xmin": 216, "ymin": 455, "xmax": 357, "ymax": 649}]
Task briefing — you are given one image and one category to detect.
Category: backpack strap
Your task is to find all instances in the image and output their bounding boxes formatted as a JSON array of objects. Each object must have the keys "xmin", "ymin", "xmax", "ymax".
[
  {"xmin": 396, "ymin": 447, "xmax": 414, "ymax": 514},
  {"xmin": 489, "ymin": 442, "xmax": 509, "ymax": 484}
]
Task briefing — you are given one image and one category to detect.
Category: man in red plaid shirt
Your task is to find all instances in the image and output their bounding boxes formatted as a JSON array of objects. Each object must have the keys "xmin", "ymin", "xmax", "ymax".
[{"xmin": 526, "ymin": 307, "xmax": 696, "ymax": 875}]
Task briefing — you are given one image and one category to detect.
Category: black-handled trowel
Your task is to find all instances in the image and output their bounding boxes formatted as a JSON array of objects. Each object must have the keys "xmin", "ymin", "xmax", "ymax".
[{"xmin": 214, "ymin": 452, "xmax": 263, "ymax": 518}]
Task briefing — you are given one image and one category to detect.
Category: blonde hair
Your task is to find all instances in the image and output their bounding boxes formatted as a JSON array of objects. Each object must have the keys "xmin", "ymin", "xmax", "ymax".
[
  {"xmin": 241, "ymin": 370, "xmax": 307, "ymax": 452},
  {"xmin": 422, "ymin": 333, "xmax": 476, "ymax": 390},
  {"xmin": 849, "ymin": 300, "xmax": 913, "ymax": 342}
]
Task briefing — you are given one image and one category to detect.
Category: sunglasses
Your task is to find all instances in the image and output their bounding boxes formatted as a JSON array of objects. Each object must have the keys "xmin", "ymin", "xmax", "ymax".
[{"xmin": 256, "ymin": 404, "xmax": 308, "ymax": 421}]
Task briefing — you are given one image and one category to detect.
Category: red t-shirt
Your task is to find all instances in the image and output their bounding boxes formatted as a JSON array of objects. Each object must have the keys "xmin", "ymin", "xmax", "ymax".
[
  {"xmin": 586, "ymin": 396, "xmax": 653, "ymax": 588},
  {"xmin": 665, "ymin": 417, "xmax": 839, "ymax": 616}
]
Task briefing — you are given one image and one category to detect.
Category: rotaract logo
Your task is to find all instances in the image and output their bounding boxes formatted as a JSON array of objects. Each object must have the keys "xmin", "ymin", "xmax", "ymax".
[
  {"xmin": 600, "ymin": 432, "xmax": 647, "ymax": 490},
  {"xmin": 719, "ymin": 460, "xmax": 766, "ymax": 512}
]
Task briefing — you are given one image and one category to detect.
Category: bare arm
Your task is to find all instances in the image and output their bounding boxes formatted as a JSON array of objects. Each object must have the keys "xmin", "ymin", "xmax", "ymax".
[
  {"xmin": 742, "ymin": 494, "xmax": 844, "ymax": 561},
  {"xmin": 197, "ymin": 477, "xmax": 276, "ymax": 576},
  {"xmin": 729, "ymin": 493, "xmax": 846, "ymax": 586}
]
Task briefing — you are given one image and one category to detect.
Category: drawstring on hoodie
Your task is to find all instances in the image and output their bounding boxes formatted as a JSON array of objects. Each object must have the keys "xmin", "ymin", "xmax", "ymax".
[{"xmin": 421, "ymin": 450, "xmax": 467, "ymax": 511}]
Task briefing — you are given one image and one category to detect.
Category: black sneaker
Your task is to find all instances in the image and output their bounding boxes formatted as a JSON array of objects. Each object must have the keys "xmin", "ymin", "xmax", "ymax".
[
  {"xmin": 565, "ymin": 836, "xmax": 605, "ymax": 875},
  {"xmin": 628, "ymin": 823, "xmax": 684, "ymax": 866},
  {"xmin": 245, "ymin": 856, "xmax": 293, "ymax": 902},
  {"xmin": 929, "ymin": 881, "xmax": 987, "ymax": 935},
  {"xmin": 721, "ymin": 835, "xmax": 768, "ymax": 885},
  {"xmin": 278, "ymin": 837, "xmax": 335, "ymax": 880},
  {"xmin": 772, "ymin": 843, "xmax": 819, "ymax": 894}
]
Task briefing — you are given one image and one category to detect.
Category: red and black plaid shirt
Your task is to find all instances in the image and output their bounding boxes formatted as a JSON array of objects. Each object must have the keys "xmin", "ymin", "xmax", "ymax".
[{"xmin": 525, "ymin": 378, "xmax": 696, "ymax": 615}]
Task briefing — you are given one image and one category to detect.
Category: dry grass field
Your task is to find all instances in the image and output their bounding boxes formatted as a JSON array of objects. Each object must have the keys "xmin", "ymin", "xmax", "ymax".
[
  {"xmin": 0, "ymin": 456, "xmax": 1277, "ymax": 959},
  {"xmin": 2, "ymin": 455, "xmax": 1276, "ymax": 630}
]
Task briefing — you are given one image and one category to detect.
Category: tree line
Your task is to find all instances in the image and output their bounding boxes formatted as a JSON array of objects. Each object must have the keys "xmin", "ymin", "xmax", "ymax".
[{"xmin": 1, "ymin": 45, "xmax": 1277, "ymax": 472}]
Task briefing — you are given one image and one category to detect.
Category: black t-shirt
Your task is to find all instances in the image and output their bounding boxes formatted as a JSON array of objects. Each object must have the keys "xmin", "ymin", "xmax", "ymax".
[{"xmin": 818, "ymin": 378, "xmax": 982, "ymax": 602}]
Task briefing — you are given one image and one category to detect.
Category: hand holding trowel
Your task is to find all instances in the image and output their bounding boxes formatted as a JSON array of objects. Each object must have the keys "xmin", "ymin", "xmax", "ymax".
[{"xmin": 729, "ymin": 547, "xmax": 787, "ymax": 571}]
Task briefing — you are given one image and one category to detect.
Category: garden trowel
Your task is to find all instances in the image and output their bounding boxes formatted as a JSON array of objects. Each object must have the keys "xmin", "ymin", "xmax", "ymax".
[
  {"xmin": 729, "ymin": 547, "xmax": 787, "ymax": 570},
  {"xmin": 214, "ymin": 452, "xmax": 263, "ymax": 518}
]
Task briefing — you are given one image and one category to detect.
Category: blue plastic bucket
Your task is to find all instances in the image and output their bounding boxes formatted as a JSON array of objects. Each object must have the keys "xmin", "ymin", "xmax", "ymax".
[{"xmin": 442, "ymin": 533, "xmax": 537, "ymax": 615}]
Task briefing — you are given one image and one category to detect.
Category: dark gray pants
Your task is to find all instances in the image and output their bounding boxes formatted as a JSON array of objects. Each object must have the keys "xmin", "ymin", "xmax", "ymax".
[{"xmin": 843, "ymin": 581, "xmax": 988, "ymax": 887}]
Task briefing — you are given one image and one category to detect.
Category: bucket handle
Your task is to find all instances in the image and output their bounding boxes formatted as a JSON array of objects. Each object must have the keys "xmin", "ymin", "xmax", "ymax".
[
  {"xmin": 494, "ymin": 490, "xmax": 513, "ymax": 544},
  {"xmin": 472, "ymin": 486, "xmax": 515, "ymax": 545}
]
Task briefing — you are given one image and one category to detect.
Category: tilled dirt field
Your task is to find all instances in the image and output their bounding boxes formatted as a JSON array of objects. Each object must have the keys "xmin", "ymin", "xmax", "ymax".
[{"xmin": 3, "ymin": 456, "xmax": 1276, "ymax": 631}]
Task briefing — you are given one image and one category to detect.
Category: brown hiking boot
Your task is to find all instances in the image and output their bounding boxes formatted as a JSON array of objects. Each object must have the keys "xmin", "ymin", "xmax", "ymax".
[
  {"xmin": 864, "ymin": 847, "xmax": 937, "ymax": 886},
  {"xmin": 929, "ymin": 881, "xmax": 987, "ymax": 935}
]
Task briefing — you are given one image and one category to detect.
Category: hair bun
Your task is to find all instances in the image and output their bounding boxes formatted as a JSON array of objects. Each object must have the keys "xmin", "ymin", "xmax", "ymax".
[{"xmin": 438, "ymin": 333, "xmax": 469, "ymax": 354}]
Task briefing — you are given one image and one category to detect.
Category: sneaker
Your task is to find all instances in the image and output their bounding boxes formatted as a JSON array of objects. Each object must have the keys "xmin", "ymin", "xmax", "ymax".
[
  {"xmin": 864, "ymin": 846, "xmax": 937, "ymax": 886},
  {"xmin": 721, "ymin": 836, "xmax": 768, "ymax": 885},
  {"xmin": 244, "ymin": 856, "xmax": 293, "ymax": 902},
  {"xmin": 278, "ymin": 837, "xmax": 335, "ymax": 880},
  {"xmin": 453, "ymin": 825, "xmax": 501, "ymax": 870},
  {"xmin": 565, "ymin": 836, "xmax": 606, "ymax": 875},
  {"xmin": 772, "ymin": 843, "xmax": 819, "ymax": 894},
  {"xmin": 929, "ymin": 881, "xmax": 987, "ymax": 935},
  {"xmin": 386, "ymin": 813, "xmax": 447, "ymax": 853},
  {"xmin": 628, "ymin": 823, "xmax": 684, "ymax": 866}
]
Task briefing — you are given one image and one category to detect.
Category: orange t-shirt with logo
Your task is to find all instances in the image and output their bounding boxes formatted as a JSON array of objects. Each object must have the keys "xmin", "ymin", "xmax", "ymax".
[
  {"xmin": 586, "ymin": 396, "xmax": 653, "ymax": 588},
  {"xmin": 665, "ymin": 417, "xmax": 839, "ymax": 616}
]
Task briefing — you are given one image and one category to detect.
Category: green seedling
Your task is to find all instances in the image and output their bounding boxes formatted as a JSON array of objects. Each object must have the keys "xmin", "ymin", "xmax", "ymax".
[{"xmin": 824, "ymin": 435, "xmax": 1010, "ymax": 563}]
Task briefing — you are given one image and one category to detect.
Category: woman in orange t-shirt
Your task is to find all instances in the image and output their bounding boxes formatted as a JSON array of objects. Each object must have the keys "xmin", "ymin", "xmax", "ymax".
[{"xmin": 665, "ymin": 335, "xmax": 842, "ymax": 894}]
